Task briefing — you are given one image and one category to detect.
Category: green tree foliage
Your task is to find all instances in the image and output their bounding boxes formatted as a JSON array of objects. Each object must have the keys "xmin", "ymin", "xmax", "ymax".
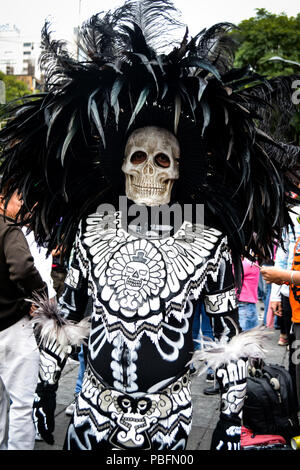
[
  {"xmin": 0, "ymin": 73, "xmax": 30, "ymax": 161},
  {"xmin": 0, "ymin": 71, "xmax": 29, "ymax": 104},
  {"xmin": 232, "ymin": 8, "xmax": 300, "ymax": 75},
  {"xmin": 231, "ymin": 8, "xmax": 300, "ymax": 143}
]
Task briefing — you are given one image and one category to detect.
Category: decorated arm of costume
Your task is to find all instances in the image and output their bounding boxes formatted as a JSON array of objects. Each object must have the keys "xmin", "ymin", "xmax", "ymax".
[
  {"xmin": 210, "ymin": 357, "xmax": 248, "ymax": 450},
  {"xmin": 32, "ymin": 226, "xmax": 90, "ymax": 444},
  {"xmin": 32, "ymin": 223, "xmax": 91, "ymax": 348},
  {"xmin": 192, "ymin": 326, "xmax": 267, "ymax": 450},
  {"xmin": 197, "ymin": 239, "xmax": 266, "ymax": 450},
  {"xmin": 32, "ymin": 337, "xmax": 71, "ymax": 444},
  {"xmin": 203, "ymin": 237, "xmax": 240, "ymax": 339}
]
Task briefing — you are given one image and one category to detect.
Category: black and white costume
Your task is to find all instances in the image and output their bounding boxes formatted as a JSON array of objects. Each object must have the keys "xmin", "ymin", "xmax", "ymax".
[
  {"xmin": 61, "ymin": 213, "xmax": 237, "ymax": 449},
  {"xmin": 0, "ymin": 0, "xmax": 299, "ymax": 451}
]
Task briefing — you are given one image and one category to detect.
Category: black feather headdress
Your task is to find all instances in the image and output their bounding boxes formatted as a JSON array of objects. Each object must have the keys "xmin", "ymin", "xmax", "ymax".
[{"xmin": 0, "ymin": 0, "xmax": 300, "ymax": 287}]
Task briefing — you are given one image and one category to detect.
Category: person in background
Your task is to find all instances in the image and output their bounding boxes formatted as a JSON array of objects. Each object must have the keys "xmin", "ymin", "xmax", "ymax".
[
  {"xmin": 65, "ymin": 297, "xmax": 92, "ymax": 417},
  {"xmin": 261, "ymin": 235, "xmax": 300, "ymax": 418},
  {"xmin": 258, "ymin": 264, "xmax": 273, "ymax": 326},
  {"xmin": 0, "ymin": 376, "xmax": 10, "ymax": 450},
  {"xmin": 65, "ymin": 345, "xmax": 87, "ymax": 417},
  {"xmin": 0, "ymin": 186, "xmax": 48, "ymax": 450},
  {"xmin": 237, "ymin": 257, "xmax": 260, "ymax": 331},
  {"xmin": 268, "ymin": 207, "xmax": 300, "ymax": 347},
  {"xmin": 262, "ymin": 266, "xmax": 300, "ymax": 286},
  {"xmin": 192, "ymin": 302, "xmax": 215, "ymax": 382},
  {"xmin": 261, "ymin": 207, "xmax": 300, "ymax": 408}
]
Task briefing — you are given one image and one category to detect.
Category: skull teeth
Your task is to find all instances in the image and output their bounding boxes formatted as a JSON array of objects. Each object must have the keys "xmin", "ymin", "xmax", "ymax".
[
  {"xmin": 127, "ymin": 278, "xmax": 142, "ymax": 287},
  {"xmin": 121, "ymin": 417, "xmax": 145, "ymax": 422},
  {"xmin": 132, "ymin": 184, "xmax": 165, "ymax": 194},
  {"xmin": 133, "ymin": 183, "xmax": 165, "ymax": 189}
]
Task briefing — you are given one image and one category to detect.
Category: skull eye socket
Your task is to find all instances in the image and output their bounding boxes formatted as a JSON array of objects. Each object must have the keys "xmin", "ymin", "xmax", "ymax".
[
  {"xmin": 137, "ymin": 400, "xmax": 148, "ymax": 411},
  {"xmin": 130, "ymin": 151, "xmax": 147, "ymax": 165},
  {"xmin": 154, "ymin": 153, "xmax": 171, "ymax": 168},
  {"xmin": 122, "ymin": 398, "xmax": 131, "ymax": 408}
]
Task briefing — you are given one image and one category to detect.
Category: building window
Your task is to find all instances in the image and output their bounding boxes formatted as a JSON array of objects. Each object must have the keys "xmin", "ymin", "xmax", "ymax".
[
  {"xmin": 23, "ymin": 51, "xmax": 31, "ymax": 55},
  {"xmin": 23, "ymin": 42, "xmax": 32, "ymax": 47}
]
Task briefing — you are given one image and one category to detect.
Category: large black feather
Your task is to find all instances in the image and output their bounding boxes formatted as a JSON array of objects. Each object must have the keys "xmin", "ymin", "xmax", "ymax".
[{"xmin": 0, "ymin": 0, "xmax": 299, "ymax": 291}]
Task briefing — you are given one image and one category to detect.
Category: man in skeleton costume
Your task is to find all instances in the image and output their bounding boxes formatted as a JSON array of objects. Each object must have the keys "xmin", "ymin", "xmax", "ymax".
[{"xmin": 0, "ymin": 0, "xmax": 300, "ymax": 451}]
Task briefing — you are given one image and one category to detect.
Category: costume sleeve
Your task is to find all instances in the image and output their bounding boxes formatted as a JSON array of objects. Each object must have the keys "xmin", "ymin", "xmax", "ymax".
[
  {"xmin": 58, "ymin": 223, "xmax": 89, "ymax": 323},
  {"xmin": 270, "ymin": 229, "xmax": 290, "ymax": 301},
  {"xmin": 197, "ymin": 237, "xmax": 267, "ymax": 450},
  {"xmin": 201, "ymin": 240, "xmax": 248, "ymax": 450},
  {"xmin": 33, "ymin": 223, "xmax": 90, "ymax": 445},
  {"xmin": 22, "ymin": 227, "xmax": 57, "ymax": 300},
  {"xmin": 202, "ymin": 237, "xmax": 240, "ymax": 338},
  {"xmin": 270, "ymin": 282, "xmax": 282, "ymax": 302},
  {"xmin": 273, "ymin": 229, "xmax": 289, "ymax": 271},
  {"xmin": 210, "ymin": 357, "xmax": 248, "ymax": 450}
]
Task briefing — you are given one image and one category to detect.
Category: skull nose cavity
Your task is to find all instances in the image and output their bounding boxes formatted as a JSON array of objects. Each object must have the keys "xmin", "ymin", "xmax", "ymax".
[{"xmin": 142, "ymin": 161, "xmax": 154, "ymax": 175}]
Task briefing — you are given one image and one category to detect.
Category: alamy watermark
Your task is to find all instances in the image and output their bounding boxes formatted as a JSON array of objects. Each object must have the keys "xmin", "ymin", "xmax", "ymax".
[
  {"xmin": 96, "ymin": 196, "xmax": 205, "ymax": 240},
  {"xmin": 292, "ymin": 80, "xmax": 300, "ymax": 105},
  {"xmin": 291, "ymin": 341, "xmax": 300, "ymax": 365}
]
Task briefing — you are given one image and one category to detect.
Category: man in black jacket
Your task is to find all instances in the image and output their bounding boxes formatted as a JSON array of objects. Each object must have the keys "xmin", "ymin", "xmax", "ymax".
[{"xmin": 0, "ymin": 188, "xmax": 48, "ymax": 450}]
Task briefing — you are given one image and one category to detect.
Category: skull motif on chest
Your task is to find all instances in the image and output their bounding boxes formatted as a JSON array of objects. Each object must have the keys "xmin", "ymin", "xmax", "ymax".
[
  {"xmin": 122, "ymin": 126, "xmax": 180, "ymax": 206},
  {"xmin": 123, "ymin": 259, "xmax": 150, "ymax": 290}
]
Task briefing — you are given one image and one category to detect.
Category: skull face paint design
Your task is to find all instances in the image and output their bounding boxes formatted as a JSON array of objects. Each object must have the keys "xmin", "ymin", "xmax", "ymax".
[
  {"xmin": 122, "ymin": 126, "xmax": 180, "ymax": 206},
  {"xmin": 105, "ymin": 241, "xmax": 166, "ymax": 314},
  {"xmin": 123, "ymin": 261, "xmax": 150, "ymax": 291},
  {"xmin": 98, "ymin": 388, "xmax": 173, "ymax": 449}
]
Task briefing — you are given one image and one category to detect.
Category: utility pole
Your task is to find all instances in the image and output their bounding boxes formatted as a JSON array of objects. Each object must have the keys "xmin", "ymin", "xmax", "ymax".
[{"xmin": 77, "ymin": 0, "xmax": 82, "ymax": 60}]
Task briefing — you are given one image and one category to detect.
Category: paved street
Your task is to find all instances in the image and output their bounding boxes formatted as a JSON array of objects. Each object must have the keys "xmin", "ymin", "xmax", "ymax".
[{"xmin": 34, "ymin": 313, "xmax": 288, "ymax": 451}]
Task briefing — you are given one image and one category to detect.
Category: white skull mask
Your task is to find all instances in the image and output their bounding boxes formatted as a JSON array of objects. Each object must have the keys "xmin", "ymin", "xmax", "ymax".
[{"xmin": 122, "ymin": 126, "xmax": 180, "ymax": 206}]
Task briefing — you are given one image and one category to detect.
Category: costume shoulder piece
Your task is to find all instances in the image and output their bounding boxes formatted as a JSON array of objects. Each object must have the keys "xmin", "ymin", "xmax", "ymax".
[{"xmin": 79, "ymin": 211, "xmax": 230, "ymax": 318}]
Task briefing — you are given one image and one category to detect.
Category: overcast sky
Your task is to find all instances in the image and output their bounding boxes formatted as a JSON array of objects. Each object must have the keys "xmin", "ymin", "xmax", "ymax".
[{"xmin": 1, "ymin": 0, "xmax": 299, "ymax": 42}]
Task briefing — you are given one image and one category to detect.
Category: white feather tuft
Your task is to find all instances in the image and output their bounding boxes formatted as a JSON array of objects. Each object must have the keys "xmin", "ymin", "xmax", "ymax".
[
  {"xmin": 28, "ymin": 294, "xmax": 91, "ymax": 349},
  {"xmin": 190, "ymin": 325, "xmax": 271, "ymax": 375}
]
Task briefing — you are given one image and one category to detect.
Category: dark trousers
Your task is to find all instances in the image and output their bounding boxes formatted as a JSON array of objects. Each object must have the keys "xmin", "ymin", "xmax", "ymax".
[
  {"xmin": 281, "ymin": 294, "xmax": 293, "ymax": 338},
  {"xmin": 292, "ymin": 323, "xmax": 300, "ymax": 411}
]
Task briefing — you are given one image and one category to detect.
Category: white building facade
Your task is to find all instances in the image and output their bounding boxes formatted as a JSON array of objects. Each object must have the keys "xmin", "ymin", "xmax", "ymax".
[{"xmin": 0, "ymin": 24, "xmax": 39, "ymax": 77}]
